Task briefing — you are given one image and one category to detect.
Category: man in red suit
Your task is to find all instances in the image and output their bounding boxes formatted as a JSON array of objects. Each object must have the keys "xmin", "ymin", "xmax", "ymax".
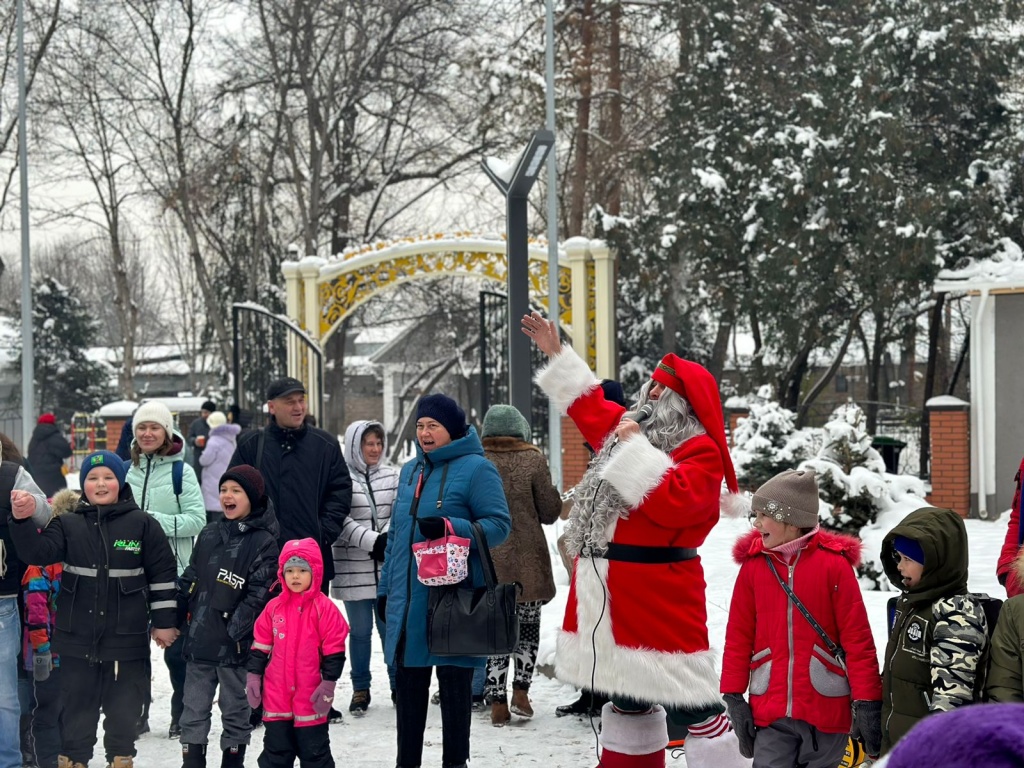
[{"xmin": 523, "ymin": 311, "xmax": 747, "ymax": 768}]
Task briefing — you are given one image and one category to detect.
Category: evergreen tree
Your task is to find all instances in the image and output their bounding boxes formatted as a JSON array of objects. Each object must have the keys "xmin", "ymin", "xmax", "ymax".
[
  {"xmin": 732, "ymin": 386, "xmax": 814, "ymax": 490},
  {"xmin": 11, "ymin": 276, "xmax": 114, "ymax": 418}
]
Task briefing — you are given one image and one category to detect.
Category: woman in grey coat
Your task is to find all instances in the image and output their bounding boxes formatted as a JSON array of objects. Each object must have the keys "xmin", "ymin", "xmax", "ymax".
[{"xmin": 332, "ymin": 420, "xmax": 399, "ymax": 712}]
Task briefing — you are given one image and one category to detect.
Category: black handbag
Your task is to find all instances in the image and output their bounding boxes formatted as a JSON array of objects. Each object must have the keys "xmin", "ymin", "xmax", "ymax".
[{"xmin": 427, "ymin": 521, "xmax": 521, "ymax": 657}]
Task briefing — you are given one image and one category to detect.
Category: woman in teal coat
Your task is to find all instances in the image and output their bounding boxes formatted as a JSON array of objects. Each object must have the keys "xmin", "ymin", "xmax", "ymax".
[
  {"xmin": 124, "ymin": 400, "xmax": 206, "ymax": 739},
  {"xmin": 378, "ymin": 394, "xmax": 510, "ymax": 768}
]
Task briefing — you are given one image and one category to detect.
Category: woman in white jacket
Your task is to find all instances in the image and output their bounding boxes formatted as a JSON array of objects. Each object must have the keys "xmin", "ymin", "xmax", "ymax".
[{"xmin": 332, "ymin": 420, "xmax": 399, "ymax": 713}]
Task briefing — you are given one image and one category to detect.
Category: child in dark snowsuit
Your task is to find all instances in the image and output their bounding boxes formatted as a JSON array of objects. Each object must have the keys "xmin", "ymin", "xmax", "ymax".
[
  {"xmin": 246, "ymin": 539, "xmax": 348, "ymax": 768},
  {"xmin": 879, "ymin": 506, "xmax": 988, "ymax": 754},
  {"xmin": 9, "ymin": 450, "xmax": 179, "ymax": 768},
  {"xmin": 177, "ymin": 466, "xmax": 280, "ymax": 768}
]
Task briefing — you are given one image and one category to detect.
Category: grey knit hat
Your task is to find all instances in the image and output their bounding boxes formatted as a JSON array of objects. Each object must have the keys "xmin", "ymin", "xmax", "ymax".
[
  {"xmin": 482, "ymin": 404, "xmax": 531, "ymax": 442},
  {"xmin": 283, "ymin": 555, "xmax": 311, "ymax": 573},
  {"xmin": 751, "ymin": 469, "xmax": 821, "ymax": 528}
]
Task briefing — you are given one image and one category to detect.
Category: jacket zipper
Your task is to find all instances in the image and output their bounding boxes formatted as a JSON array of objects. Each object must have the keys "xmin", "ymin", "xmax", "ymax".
[
  {"xmin": 884, "ymin": 599, "xmax": 905, "ymax": 740},
  {"xmin": 785, "ymin": 551, "xmax": 802, "ymax": 718}
]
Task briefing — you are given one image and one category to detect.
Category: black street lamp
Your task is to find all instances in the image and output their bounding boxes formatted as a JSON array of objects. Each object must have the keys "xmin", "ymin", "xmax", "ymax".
[{"xmin": 482, "ymin": 129, "xmax": 556, "ymax": 421}]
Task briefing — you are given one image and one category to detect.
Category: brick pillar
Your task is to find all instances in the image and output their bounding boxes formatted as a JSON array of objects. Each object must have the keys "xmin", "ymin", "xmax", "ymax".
[
  {"xmin": 727, "ymin": 407, "xmax": 749, "ymax": 447},
  {"xmin": 925, "ymin": 397, "xmax": 970, "ymax": 518},
  {"xmin": 561, "ymin": 416, "xmax": 590, "ymax": 490}
]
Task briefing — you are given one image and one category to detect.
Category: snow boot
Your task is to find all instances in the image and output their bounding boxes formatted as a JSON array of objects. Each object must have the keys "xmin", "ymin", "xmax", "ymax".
[
  {"xmin": 555, "ymin": 689, "xmax": 608, "ymax": 717},
  {"xmin": 682, "ymin": 716, "xmax": 752, "ymax": 768},
  {"xmin": 58, "ymin": 758, "xmax": 87, "ymax": 768},
  {"xmin": 491, "ymin": 700, "xmax": 512, "ymax": 727},
  {"xmin": 182, "ymin": 743, "xmax": 206, "ymax": 768},
  {"xmin": 349, "ymin": 689, "xmax": 370, "ymax": 714},
  {"xmin": 106, "ymin": 758, "xmax": 134, "ymax": 768},
  {"xmin": 221, "ymin": 745, "xmax": 246, "ymax": 768},
  {"xmin": 510, "ymin": 687, "xmax": 534, "ymax": 718},
  {"xmin": 596, "ymin": 704, "xmax": 667, "ymax": 768}
]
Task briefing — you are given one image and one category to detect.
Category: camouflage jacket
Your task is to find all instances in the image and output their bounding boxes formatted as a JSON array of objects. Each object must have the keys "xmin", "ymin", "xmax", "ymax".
[{"xmin": 880, "ymin": 507, "xmax": 988, "ymax": 754}]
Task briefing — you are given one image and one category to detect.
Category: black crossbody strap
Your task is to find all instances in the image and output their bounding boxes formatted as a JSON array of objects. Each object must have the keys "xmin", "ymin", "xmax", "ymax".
[
  {"xmin": 468, "ymin": 521, "xmax": 498, "ymax": 591},
  {"xmin": 765, "ymin": 557, "xmax": 845, "ymax": 668}
]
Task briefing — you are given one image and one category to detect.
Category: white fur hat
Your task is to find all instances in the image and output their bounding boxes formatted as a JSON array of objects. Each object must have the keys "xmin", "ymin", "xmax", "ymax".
[{"xmin": 206, "ymin": 411, "xmax": 227, "ymax": 429}]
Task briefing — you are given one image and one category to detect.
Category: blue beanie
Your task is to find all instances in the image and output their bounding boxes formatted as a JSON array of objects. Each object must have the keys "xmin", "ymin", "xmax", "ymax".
[
  {"xmin": 80, "ymin": 451, "xmax": 128, "ymax": 492},
  {"xmin": 894, "ymin": 535, "xmax": 925, "ymax": 565},
  {"xmin": 416, "ymin": 394, "xmax": 467, "ymax": 439}
]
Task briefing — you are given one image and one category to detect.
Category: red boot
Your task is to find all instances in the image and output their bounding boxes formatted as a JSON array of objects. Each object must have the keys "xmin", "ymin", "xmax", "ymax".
[{"xmin": 596, "ymin": 703, "xmax": 667, "ymax": 768}]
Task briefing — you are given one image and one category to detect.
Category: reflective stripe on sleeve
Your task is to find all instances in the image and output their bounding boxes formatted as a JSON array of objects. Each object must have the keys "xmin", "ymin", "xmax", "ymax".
[
  {"xmin": 149, "ymin": 600, "xmax": 178, "ymax": 610},
  {"xmin": 148, "ymin": 582, "xmax": 177, "ymax": 591},
  {"xmin": 64, "ymin": 565, "xmax": 98, "ymax": 577},
  {"xmin": 252, "ymin": 641, "xmax": 273, "ymax": 652},
  {"xmin": 109, "ymin": 568, "xmax": 145, "ymax": 577}
]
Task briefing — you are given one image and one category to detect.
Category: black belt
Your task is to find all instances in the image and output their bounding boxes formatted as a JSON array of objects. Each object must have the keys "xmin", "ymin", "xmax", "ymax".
[{"xmin": 599, "ymin": 543, "xmax": 698, "ymax": 564}]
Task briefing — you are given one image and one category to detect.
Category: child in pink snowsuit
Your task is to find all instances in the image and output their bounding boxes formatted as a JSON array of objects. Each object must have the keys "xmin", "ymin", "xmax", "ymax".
[{"xmin": 246, "ymin": 538, "xmax": 349, "ymax": 768}]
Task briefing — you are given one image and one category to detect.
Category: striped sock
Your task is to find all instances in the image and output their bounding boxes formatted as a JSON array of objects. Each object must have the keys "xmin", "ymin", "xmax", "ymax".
[{"xmin": 687, "ymin": 712, "xmax": 731, "ymax": 739}]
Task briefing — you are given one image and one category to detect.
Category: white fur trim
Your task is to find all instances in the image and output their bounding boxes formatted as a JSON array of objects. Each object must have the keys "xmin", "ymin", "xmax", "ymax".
[
  {"xmin": 599, "ymin": 434, "xmax": 673, "ymax": 508},
  {"xmin": 720, "ymin": 490, "xmax": 751, "ymax": 519},
  {"xmin": 682, "ymin": 728, "xmax": 753, "ymax": 767},
  {"xmin": 600, "ymin": 704, "xmax": 668, "ymax": 755},
  {"xmin": 535, "ymin": 346, "xmax": 599, "ymax": 415},
  {"xmin": 555, "ymin": 557, "xmax": 722, "ymax": 709}
]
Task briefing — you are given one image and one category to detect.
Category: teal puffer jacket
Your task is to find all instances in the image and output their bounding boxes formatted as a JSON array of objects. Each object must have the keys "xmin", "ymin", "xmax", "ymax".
[{"xmin": 126, "ymin": 432, "xmax": 207, "ymax": 575}]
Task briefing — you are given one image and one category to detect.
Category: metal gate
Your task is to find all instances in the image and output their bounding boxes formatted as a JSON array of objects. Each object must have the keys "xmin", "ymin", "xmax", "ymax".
[
  {"xmin": 478, "ymin": 290, "xmax": 550, "ymax": 451},
  {"xmin": 232, "ymin": 304, "xmax": 324, "ymax": 426}
]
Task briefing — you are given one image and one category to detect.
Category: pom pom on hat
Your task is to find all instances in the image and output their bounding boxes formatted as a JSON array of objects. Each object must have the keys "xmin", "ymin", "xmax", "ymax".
[
  {"xmin": 220, "ymin": 465, "xmax": 266, "ymax": 509},
  {"xmin": 894, "ymin": 535, "xmax": 925, "ymax": 565},
  {"xmin": 133, "ymin": 401, "xmax": 174, "ymax": 436},
  {"xmin": 37, "ymin": 413, "xmax": 56, "ymax": 425},
  {"xmin": 482, "ymin": 405, "xmax": 531, "ymax": 442},
  {"xmin": 207, "ymin": 411, "xmax": 227, "ymax": 429},
  {"xmin": 751, "ymin": 469, "xmax": 821, "ymax": 529},
  {"xmin": 416, "ymin": 394, "xmax": 467, "ymax": 440},
  {"xmin": 80, "ymin": 451, "xmax": 128, "ymax": 492}
]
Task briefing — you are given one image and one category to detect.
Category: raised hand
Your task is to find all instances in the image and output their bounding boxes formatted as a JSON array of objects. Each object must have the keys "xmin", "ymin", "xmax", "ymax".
[{"xmin": 521, "ymin": 311, "xmax": 562, "ymax": 358}]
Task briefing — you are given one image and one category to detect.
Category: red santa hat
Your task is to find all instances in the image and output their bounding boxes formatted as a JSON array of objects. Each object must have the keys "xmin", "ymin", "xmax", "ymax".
[{"xmin": 651, "ymin": 354, "xmax": 738, "ymax": 493}]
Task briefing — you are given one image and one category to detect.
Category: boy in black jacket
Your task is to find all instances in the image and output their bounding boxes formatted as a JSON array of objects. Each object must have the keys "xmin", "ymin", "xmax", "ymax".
[
  {"xmin": 177, "ymin": 466, "xmax": 280, "ymax": 768},
  {"xmin": 9, "ymin": 450, "xmax": 178, "ymax": 768}
]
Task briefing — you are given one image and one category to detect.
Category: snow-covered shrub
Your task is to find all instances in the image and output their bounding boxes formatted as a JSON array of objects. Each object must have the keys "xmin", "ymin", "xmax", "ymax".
[{"xmin": 731, "ymin": 386, "xmax": 815, "ymax": 490}]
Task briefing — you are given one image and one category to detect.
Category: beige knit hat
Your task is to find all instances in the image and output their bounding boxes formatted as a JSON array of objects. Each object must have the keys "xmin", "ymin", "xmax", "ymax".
[{"xmin": 751, "ymin": 469, "xmax": 821, "ymax": 528}]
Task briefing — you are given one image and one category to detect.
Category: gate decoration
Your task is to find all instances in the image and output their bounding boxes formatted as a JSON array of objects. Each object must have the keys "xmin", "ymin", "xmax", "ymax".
[
  {"xmin": 281, "ymin": 233, "xmax": 616, "ymax": 378},
  {"xmin": 231, "ymin": 303, "xmax": 325, "ymax": 423}
]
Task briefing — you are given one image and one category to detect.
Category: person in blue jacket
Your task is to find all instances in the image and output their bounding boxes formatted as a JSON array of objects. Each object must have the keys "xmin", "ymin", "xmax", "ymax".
[{"xmin": 377, "ymin": 393, "xmax": 511, "ymax": 768}]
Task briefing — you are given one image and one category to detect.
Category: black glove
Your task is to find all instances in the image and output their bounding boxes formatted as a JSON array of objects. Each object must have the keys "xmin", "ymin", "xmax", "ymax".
[
  {"xmin": 371, "ymin": 532, "xmax": 388, "ymax": 562},
  {"xmin": 851, "ymin": 699, "xmax": 882, "ymax": 757},
  {"xmin": 723, "ymin": 693, "xmax": 756, "ymax": 759},
  {"xmin": 376, "ymin": 595, "xmax": 387, "ymax": 623},
  {"xmin": 417, "ymin": 516, "xmax": 446, "ymax": 540}
]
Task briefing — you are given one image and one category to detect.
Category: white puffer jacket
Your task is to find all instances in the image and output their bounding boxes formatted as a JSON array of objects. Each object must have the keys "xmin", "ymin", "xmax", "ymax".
[{"xmin": 331, "ymin": 420, "xmax": 399, "ymax": 601}]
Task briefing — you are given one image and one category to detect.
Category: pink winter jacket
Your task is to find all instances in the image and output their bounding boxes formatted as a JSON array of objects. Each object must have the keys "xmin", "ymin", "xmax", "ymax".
[{"xmin": 249, "ymin": 537, "xmax": 349, "ymax": 726}]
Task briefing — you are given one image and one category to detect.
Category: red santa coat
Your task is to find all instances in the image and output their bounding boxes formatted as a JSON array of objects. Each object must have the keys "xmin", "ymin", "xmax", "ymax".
[
  {"xmin": 721, "ymin": 529, "xmax": 882, "ymax": 734},
  {"xmin": 537, "ymin": 349, "xmax": 725, "ymax": 709},
  {"xmin": 996, "ymin": 456, "xmax": 1024, "ymax": 597},
  {"xmin": 252, "ymin": 538, "xmax": 349, "ymax": 726}
]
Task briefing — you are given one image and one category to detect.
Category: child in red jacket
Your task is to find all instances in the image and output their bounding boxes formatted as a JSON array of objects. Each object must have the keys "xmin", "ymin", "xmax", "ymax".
[
  {"xmin": 721, "ymin": 470, "xmax": 883, "ymax": 767},
  {"xmin": 246, "ymin": 538, "xmax": 348, "ymax": 768}
]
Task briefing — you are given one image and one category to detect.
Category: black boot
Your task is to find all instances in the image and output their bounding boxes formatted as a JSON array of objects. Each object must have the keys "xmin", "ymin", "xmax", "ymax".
[
  {"xmin": 554, "ymin": 689, "xmax": 609, "ymax": 718},
  {"xmin": 220, "ymin": 745, "xmax": 245, "ymax": 768},
  {"xmin": 181, "ymin": 743, "xmax": 206, "ymax": 768}
]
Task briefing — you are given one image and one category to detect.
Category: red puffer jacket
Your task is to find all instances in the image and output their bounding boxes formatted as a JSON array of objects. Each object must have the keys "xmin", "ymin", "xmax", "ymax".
[
  {"xmin": 721, "ymin": 528, "xmax": 882, "ymax": 734},
  {"xmin": 996, "ymin": 456, "xmax": 1024, "ymax": 597}
]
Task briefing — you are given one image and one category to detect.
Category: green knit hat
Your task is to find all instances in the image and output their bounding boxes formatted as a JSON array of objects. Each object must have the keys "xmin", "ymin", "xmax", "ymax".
[{"xmin": 482, "ymin": 405, "xmax": 531, "ymax": 442}]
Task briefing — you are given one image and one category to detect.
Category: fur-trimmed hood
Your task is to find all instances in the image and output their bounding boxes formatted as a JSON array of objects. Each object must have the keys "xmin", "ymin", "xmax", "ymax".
[
  {"xmin": 51, "ymin": 488, "xmax": 82, "ymax": 516},
  {"xmin": 481, "ymin": 435, "xmax": 541, "ymax": 454},
  {"xmin": 732, "ymin": 527, "xmax": 863, "ymax": 567}
]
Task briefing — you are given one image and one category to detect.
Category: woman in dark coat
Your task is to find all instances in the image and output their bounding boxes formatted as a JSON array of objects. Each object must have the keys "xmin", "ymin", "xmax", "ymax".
[{"xmin": 27, "ymin": 414, "xmax": 72, "ymax": 497}]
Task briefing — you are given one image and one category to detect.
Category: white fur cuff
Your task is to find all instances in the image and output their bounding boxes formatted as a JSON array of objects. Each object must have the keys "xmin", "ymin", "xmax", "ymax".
[
  {"xmin": 599, "ymin": 435, "xmax": 673, "ymax": 508},
  {"xmin": 600, "ymin": 704, "xmax": 668, "ymax": 755},
  {"xmin": 535, "ymin": 346, "xmax": 599, "ymax": 414}
]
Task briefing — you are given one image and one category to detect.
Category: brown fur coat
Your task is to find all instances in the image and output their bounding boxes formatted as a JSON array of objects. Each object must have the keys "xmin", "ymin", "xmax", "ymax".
[{"xmin": 482, "ymin": 436, "xmax": 562, "ymax": 603}]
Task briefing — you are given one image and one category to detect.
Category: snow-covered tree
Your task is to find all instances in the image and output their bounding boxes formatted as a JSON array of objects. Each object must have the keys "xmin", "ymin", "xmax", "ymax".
[
  {"xmin": 732, "ymin": 386, "xmax": 815, "ymax": 490},
  {"xmin": 10, "ymin": 277, "xmax": 114, "ymax": 418}
]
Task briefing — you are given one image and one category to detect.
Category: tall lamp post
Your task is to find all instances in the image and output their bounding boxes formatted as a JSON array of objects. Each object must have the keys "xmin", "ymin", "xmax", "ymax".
[
  {"xmin": 17, "ymin": 0, "xmax": 34, "ymax": 447},
  {"xmin": 482, "ymin": 129, "xmax": 555, "ymax": 421}
]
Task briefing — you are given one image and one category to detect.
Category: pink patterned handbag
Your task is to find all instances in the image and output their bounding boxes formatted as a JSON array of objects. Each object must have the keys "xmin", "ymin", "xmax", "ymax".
[{"xmin": 412, "ymin": 518, "xmax": 471, "ymax": 586}]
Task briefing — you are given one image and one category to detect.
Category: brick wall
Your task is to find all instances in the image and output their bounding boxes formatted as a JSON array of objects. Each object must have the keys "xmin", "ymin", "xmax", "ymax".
[
  {"xmin": 561, "ymin": 416, "xmax": 590, "ymax": 490},
  {"xmin": 925, "ymin": 400, "xmax": 970, "ymax": 517},
  {"xmin": 728, "ymin": 408, "xmax": 749, "ymax": 447}
]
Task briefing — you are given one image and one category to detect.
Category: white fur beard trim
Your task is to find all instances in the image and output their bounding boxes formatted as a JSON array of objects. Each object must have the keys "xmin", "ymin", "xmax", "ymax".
[
  {"xmin": 600, "ymin": 704, "xmax": 668, "ymax": 755},
  {"xmin": 535, "ymin": 347, "xmax": 599, "ymax": 415},
  {"xmin": 598, "ymin": 434, "xmax": 673, "ymax": 508},
  {"xmin": 555, "ymin": 557, "xmax": 722, "ymax": 709}
]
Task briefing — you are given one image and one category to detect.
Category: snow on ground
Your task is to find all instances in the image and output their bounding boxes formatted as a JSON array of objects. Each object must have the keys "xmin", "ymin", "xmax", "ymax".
[{"xmin": 131, "ymin": 503, "xmax": 1009, "ymax": 767}]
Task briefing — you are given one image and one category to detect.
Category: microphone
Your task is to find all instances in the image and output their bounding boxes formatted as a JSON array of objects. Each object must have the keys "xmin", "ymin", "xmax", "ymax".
[{"xmin": 612, "ymin": 402, "xmax": 654, "ymax": 445}]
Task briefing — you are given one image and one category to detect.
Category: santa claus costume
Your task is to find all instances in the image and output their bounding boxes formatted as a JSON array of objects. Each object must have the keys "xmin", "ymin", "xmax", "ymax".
[{"xmin": 537, "ymin": 347, "xmax": 748, "ymax": 768}]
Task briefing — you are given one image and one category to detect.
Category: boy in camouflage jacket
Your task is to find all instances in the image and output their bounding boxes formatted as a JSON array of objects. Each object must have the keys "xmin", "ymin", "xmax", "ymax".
[{"xmin": 879, "ymin": 507, "xmax": 988, "ymax": 754}]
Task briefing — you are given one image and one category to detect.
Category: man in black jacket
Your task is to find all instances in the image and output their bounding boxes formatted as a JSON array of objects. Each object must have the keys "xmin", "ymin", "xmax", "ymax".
[{"xmin": 229, "ymin": 377, "xmax": 351, "ymax": 594}]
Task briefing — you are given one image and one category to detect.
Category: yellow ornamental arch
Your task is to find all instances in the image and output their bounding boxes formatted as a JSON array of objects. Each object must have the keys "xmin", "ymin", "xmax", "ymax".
[{"xmin": 281, "ymin": 234, "xmax": 616, "ymax": 406}]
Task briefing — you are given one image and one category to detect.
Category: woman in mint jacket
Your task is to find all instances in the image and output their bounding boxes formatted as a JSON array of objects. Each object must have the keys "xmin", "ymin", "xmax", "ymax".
[
  {"xmin": 378, "ymin": 394, "xmax": 510, "ymax": 768},
  {"xmin": 125, "ymin": 400, "xmax": 206, "ymax": 739}
]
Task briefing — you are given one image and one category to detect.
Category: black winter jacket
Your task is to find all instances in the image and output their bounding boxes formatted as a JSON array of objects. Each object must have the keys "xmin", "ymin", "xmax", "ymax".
[
  {"xmin": 27, "ymin": 423, "xmax": 72, "ymax": 498},
  {"xmin": 8, "ymin": 484, "xmax": 178, "ymax": 662},
  {"xmin": 177, "ymin": 498, "xmax": 281, "ymax": 666},
  {"xmin": 230, "ymin": 421, "xmax": 352, "ymax": 583}
]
